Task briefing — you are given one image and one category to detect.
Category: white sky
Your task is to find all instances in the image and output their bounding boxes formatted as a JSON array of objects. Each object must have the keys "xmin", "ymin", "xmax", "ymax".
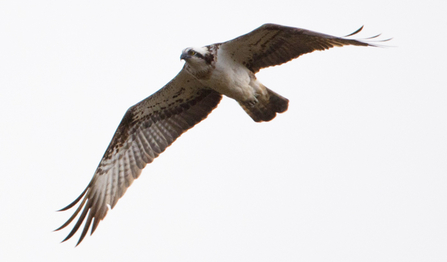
[{"xmin": 1, "ymin": 0, "xmax": 446, "ymax": 261}]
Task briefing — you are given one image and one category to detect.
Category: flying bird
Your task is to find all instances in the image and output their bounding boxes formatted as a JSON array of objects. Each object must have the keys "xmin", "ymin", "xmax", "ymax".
[{"xmin": 56, "ymin": 23, "xmax": 385, "ymax": 245}]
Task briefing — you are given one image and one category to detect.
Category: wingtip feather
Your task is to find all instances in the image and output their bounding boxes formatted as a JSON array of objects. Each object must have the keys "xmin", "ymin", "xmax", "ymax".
[
  {"xmin": 57, "ymin": 186, "xmax": 89, "ymax": 212},
  {"xmin": 344, "ymin": 25, "xmax": 364, "ymax": 37}
]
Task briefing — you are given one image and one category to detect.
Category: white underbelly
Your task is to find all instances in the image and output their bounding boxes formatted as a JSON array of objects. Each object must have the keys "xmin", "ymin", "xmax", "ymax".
[{"xmin": 202, "ymin": 59, "xmax": 254, "ymax": 101}]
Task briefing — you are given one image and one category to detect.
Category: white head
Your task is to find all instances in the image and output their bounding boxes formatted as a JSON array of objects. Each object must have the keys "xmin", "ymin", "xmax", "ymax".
[
  {"xmin": 180, "ymin": 46, "xmax": 209, "ymax": 59},
  {"xmin": 180, "ymin": 46, "xmax": 215, "ymax": 78}
]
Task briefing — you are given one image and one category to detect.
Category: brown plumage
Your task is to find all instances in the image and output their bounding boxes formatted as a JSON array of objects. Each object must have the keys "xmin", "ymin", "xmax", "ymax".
[
  {"xmin": 56, "ymin": 71, "xmax": 222, "ymax": 245},
  {"xmin": 57, "ymin": 23, "xmax": 386, "ymax": 245},
  {"xmin": 238, "ymin": 87, "xmax": 289, "ymax": 122}
]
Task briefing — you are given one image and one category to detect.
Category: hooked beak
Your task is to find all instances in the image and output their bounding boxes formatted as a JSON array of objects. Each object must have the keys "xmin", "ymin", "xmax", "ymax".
[{"xmin": 180, "ymin": 52, "xmax": 190, "ymax": 60}]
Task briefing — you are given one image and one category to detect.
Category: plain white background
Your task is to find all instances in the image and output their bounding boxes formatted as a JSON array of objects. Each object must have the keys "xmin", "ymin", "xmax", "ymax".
[{"xmin": 1, "ymin": 0, "xmax": 446, "ymax": 261}]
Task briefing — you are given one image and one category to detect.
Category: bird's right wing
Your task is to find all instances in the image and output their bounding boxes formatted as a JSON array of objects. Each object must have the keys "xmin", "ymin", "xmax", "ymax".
[{"xmin": 56, "ymin": 68, "xmax": 222, "ymax": 245}]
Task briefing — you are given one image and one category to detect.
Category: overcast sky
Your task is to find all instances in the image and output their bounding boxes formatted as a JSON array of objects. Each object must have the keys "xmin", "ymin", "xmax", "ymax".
[{"xmin": 1, "ymin": 0, "xmax": 446, "ymax": 261}]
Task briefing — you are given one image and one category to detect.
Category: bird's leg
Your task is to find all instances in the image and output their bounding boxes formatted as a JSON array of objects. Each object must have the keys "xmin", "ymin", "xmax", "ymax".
[{"xmin": 243, "ymin": 95, "xmax": 259, "ymax": 108}]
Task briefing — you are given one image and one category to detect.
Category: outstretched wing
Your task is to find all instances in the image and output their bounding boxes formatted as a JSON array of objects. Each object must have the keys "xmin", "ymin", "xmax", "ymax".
[
  {"xmin": 221, "ymin": 23, "xmax": 381, "ymax": 73},
  {"xmin": 56, "ymin": 69, "xmax": 222, "ymax": 245}
]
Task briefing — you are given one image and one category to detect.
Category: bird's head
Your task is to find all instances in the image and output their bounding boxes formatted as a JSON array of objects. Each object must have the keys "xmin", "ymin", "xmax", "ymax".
[
  {"xmin": 180, "ymin": 46, "xmax": 209, "ymax": 61},
  {"xmin": 180, "ymin": 46, "xmax": 215, "ymax": 78}
]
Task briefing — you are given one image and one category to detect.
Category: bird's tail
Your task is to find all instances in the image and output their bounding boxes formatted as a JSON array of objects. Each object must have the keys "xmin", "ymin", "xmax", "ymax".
[{"xmin": 239, "ymin": 87, "xmax": 289, "ymax": 122}]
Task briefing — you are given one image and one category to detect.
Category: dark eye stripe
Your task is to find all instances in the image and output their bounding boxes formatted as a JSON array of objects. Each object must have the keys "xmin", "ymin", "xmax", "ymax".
[{"xmin": 188, "ymin": 49, "xmax": 213, "ymax": 64}]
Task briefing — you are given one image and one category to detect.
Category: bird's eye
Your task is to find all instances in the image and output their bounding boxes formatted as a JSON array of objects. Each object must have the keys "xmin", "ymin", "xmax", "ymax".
[{"xmin": 188, "ymin": 50, "xmax": 196, "ymax": 56}]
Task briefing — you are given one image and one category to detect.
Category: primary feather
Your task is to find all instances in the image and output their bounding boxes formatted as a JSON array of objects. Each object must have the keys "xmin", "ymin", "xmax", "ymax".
[{"xmin": 57, "ymin": 23, "xmax": 386, "ymax": 245}]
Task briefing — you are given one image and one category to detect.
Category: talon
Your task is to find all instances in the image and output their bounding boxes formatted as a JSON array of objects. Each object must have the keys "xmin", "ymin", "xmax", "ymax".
[{"xmin": 245, "ymin": 98, "xmax": 258, "ymax": 108}]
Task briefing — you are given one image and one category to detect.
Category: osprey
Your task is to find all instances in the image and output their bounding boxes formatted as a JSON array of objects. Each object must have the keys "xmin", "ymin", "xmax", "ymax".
[{"xmin": 56, "ymin": 23, "xmax": 385, "ymax": 245}]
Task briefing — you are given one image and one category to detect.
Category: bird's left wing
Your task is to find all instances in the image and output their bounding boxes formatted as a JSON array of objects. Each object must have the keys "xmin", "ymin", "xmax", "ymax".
[
  {"xmin": 220, "ymin": 23, "xmax": 382, "ymax": 73},
  {"xmin": 56, "ymin": 69, "xmax": 222, "ymax": 245}
]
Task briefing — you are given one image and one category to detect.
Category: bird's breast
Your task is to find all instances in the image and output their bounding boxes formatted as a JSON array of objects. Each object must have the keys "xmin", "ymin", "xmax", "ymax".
[{"xmin": 201, "ymin": 58, "xmax": 253, "ymax": 101}]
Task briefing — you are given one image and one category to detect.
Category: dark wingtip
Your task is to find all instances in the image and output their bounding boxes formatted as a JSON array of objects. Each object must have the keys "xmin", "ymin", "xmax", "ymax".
[
  {"xmin": 54, "ymin": 194, "xmax": 88, "ymax": 231},
  {"xmin": 343, "ymin": 26, "xmax": 392, "ymax": 47},
  {"xmin": 57, "ymin": 186, "xmax": 89, "ymax": 212},
  {"xmin": 378, "ymin": 37, "xmax": 393, "ymax": 42},
  {"xmin": 366, "ymin": 33, "xmax": 381, "ymax": 39},
  {"xmin": 364, "ymin": 36, "xmax": 393, "ymax": 48},
  {"xmin": 345, "ymin": 25, "xmax": 364, "ymax": 37}
]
